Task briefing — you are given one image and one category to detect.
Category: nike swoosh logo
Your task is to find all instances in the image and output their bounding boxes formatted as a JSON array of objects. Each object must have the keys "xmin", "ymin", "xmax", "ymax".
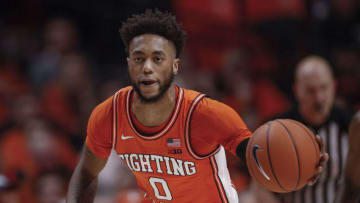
[
  {"xmin": 252, "ymin": 145, "xmax": 271, "ymax": 180},
  {"xmin": 121, "ymin": 134, "xmax": 134, "ymax": 140}
]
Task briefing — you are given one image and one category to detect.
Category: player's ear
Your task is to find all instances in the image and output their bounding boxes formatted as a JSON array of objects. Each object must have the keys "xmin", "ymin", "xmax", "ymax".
[{"xmin": 173, "ymin": 58, "xmax": 179, "ymax": 75}]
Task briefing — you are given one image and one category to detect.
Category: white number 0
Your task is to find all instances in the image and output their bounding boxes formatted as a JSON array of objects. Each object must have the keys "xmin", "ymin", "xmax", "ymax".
[{"xmin": 149, "ymin": 177, "xmax": 172, "ymax": 200}]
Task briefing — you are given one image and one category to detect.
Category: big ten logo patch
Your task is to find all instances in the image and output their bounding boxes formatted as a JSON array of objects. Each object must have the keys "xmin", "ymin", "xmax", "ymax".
[{"xmin": 168, "ymin": 149, "xmax": 182, "ymax": 154}]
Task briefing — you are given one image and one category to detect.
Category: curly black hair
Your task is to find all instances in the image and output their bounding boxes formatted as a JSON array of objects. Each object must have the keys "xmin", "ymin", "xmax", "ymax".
[{"xmin": 119, "ymin": 9, "xmax": 186, "ymax": 58}]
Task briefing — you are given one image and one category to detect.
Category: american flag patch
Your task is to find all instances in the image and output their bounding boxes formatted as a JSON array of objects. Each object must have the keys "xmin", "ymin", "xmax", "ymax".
[{"xmin": 167, "ymin": 138, "xmax": 181, "ymax": 147}]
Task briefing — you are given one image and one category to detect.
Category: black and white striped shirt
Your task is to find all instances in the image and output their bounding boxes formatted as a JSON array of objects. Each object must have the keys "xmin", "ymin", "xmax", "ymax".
[{"xmin": 270, "ymin": 106, "xmax": 353, "ymax": 203}]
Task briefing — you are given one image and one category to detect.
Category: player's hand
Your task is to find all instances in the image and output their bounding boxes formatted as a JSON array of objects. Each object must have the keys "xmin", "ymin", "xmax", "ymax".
[{"xmin": 307, "ymin": 135, "xmax": 329, "ymax": 185}]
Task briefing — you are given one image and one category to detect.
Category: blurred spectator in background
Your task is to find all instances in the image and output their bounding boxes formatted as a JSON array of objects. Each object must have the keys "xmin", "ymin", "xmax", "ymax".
[
  {"xmin": 94, "ymin": 151, "xmax": 140, "ymax": 203},
  {"xmin": 0, "ymin": 54, "xmax": 30, "ymax": 136},
  {"xmin": 333, "ymin": 47, "xmax": 360, "ymax": 110},
  {"xmin": 245, "ymin": 0, "xmax": 306, "ymax": 95},
  {"xmin": 29, "ymin": 18, "xmax": 80, "ymax": 89},
  {"xmin": 0, "ymin": 108, "xmax": 77, "ymax": 203},
  {"xmin": 311, "ymin": 0, "xmax": 360, "ymax": 56},
  {"xmin": 35, "ymin": 169, "xmax": 69, "ymax": 203},
  {"xmin": 0, "ymin": 173, "xmax": 20, "ymax": 203},
  {"xmin": 174, "ymin": 0, "xmax": 243, "ymax": 71},
  {"xmin": 40, "ymin": 53, "xmax": 97, "ymax": 150},
  {"xmin": 217, "ymin": 48, "xmax": 290, "ymax": 129}
]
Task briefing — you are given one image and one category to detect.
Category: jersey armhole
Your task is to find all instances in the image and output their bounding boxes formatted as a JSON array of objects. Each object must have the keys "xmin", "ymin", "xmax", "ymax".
[
  {"xmin": 112, "ymin": 89, "xmax": 122, "ymax": 150},
  {"xmin": 184, "ymin": 94, "xmax": 221, "ymax": 160}
]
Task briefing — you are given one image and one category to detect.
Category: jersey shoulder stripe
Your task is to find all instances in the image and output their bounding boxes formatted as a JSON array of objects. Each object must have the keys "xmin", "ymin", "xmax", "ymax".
[{"xmin": 184, "ymin": 93, "xmax": 221, "ymax": 159}]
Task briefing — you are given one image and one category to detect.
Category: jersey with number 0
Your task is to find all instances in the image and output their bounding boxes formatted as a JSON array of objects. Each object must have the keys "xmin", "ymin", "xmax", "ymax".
[{"xmin": 88, "ymin": 86, "xmax": 251, "ymax": 203}]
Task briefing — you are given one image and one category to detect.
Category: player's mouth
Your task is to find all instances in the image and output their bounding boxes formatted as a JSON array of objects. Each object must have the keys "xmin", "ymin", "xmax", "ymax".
[{"xmin": 140, "ymin": 79, "xmax": 158, "ymax": 87}]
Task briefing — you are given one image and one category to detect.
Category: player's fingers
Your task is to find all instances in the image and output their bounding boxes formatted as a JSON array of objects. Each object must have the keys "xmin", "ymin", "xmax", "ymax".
[
  {"xmin": 318, "ymin": 153, "xmax": 329, "ymax": 167},
  {"xmin": 307, "ymin": 166, "xmax": 322, "ymax": 185},
  {"xmin": 307, "ymin": 153, "xmax": 328, "ymax": 186},
  {"xmin": 307, "ymin": 176, "xmax": 319, "ymax": 186}
]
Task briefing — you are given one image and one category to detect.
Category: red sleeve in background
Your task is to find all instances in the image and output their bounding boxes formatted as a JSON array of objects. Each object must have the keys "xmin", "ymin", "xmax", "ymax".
[
  {"xmin": 190, "ymin": 97, "xmax": 252, "ymax": 156},
  {"xmin": 85, "ymin": 96, "xmax": 113, "ymax": 158}
]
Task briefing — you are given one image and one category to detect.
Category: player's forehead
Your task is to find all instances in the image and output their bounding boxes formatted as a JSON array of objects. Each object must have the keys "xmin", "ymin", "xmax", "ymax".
[{"xmin": 129, "ymin": 34, "xmax": 175, "ymax": 56}]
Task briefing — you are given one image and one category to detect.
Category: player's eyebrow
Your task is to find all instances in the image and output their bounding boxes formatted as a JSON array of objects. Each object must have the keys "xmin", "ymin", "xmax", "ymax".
[
  {"xmin": 152, "ymin": 50, "xmax": 165, "ymax": 56},
  {"xmin": 131, "ymin": 50, "xmax": 145, "ymax": 55}
]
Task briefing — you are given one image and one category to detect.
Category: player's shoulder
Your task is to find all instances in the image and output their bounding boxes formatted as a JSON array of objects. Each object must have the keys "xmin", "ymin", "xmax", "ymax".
[
  {"xmin": 91, "ymin": 86, "xmax": 132, "ymax": 120},
  {"xmin": 197, "ymin": 96, "xmax": 232, "ymax": 111},
  {"xmin": 182, "ymin": 87, "xmax": 219, "ymax": 104},
  {"xmin": 182, "ymin": 88, "xmax": 203, "ymax": 102}
]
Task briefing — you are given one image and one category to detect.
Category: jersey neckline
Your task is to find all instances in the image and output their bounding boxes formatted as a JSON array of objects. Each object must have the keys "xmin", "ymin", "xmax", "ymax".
[{"xmin": 125, "ymin": 85, "xmax": 184, "ymax": 140}]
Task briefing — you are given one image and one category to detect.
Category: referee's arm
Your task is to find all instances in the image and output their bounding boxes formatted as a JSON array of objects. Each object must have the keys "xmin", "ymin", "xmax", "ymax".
[{"xmin": 340, "ymin": 111, "xmax": 360, "ymax": 203}]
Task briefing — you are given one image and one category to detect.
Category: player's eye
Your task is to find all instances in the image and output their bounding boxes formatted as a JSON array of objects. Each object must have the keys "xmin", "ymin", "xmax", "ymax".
[
  {"xmin": 134, "ymin": 57, "xmax": 144, "ymax": 63},
  {"xmin": 153, "ymin": 57, "xmax": 162, "ymax": 63}
]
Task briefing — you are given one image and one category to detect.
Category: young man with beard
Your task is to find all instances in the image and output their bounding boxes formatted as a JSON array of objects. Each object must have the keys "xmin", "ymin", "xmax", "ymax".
[{"xmin": 66, "ymin": 10, "xmax": 327, "ymax": 203}]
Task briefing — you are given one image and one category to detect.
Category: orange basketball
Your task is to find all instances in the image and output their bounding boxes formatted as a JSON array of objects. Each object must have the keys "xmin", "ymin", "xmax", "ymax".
[{"xmin": 246, "ymin": 119, "xmax": 320, "ymax": 193}]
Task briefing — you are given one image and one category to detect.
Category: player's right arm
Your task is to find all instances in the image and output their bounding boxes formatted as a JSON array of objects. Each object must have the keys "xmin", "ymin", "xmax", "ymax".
[
  {"xmin": 66, "ymin": 146, "xmax": 107, "ymax": 203},
  {"xmin": 66, "ymin": 97, "xmax": 114, "ymax": 203},
  {"xmin": 340, "ymin": 111, "xmax": 360, "ymax": 203}
]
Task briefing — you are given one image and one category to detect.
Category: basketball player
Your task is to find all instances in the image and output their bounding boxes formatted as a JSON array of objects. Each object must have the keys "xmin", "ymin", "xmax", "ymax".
[
  {"xmin": 254, "ymin": 55, "xmax": 352, "ymax": 203},
  {"xmin": 66, "ymin": 10, "xmax": 327, "ymax": 203},
  {"xmin": 339, "ymin": 111, "xmax": 360, "ymax": 203}
]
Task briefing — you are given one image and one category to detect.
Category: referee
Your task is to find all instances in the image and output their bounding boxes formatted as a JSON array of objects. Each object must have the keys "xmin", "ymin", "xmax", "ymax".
[{"xmin": 253, "ymin": 55, "xmax": 353, "ymax": 203}]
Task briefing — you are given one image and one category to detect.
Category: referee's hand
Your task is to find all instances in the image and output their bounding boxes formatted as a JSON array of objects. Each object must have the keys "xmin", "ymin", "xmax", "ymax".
[{"xmin": 307, "ymin": 135, "xmax": 329, "ymax": 186}]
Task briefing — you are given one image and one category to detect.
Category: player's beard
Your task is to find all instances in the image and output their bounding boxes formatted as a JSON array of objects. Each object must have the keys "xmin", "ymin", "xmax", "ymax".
[{"xmin": 130, "ymin": 70, "xmax": 175, "ymax": 104}]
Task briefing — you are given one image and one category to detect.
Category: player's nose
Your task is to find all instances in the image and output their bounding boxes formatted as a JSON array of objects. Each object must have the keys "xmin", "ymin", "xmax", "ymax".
[{"xmin": 143, "ymin": 59, "xmax": 154, "ymax": 74}]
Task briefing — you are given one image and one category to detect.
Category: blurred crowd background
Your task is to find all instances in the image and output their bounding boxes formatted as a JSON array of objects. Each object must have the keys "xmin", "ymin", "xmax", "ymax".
[{"xmin": 0, "ymin": 0, "xmax": 359, "ymax": 202}]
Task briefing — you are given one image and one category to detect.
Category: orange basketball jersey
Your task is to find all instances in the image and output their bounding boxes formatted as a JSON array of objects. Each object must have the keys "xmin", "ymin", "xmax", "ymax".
[{"xmin": 111, "ymin": 86, "xmax": 239, "ymax": 203}]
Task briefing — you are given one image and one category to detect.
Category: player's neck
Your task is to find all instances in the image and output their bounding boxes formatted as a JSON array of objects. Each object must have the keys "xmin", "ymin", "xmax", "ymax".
[{"xmin": 132, "ymin": 85, "xmax": 176, "ymax": 127}]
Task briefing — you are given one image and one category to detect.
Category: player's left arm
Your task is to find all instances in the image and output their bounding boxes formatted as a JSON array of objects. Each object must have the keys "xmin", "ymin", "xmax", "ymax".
[
  {"xmin": 340, "ymin": 112, "xmax": 360, "ymax": 203},
  {"xmin": 191, "ymin": 98, "xmax": 252, "ymax": 159},
  {"xmin": 211, "ymin": 103, "xmax": 252, "ymax": 160}
]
